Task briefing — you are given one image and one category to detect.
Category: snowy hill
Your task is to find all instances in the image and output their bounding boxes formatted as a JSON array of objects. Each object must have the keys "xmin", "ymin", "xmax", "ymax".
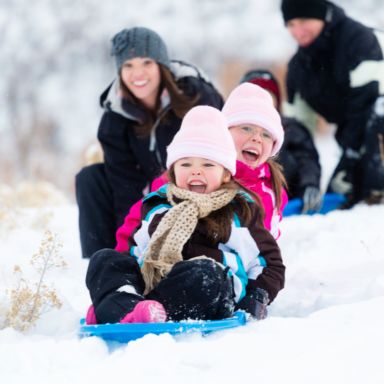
[
  {"xmin": 1, "ymin": 203, "xmax": 384, "ymax": 383},
  {"xmin": 1, "ymin": 1, "xmax": 384, "ymax": 381}
]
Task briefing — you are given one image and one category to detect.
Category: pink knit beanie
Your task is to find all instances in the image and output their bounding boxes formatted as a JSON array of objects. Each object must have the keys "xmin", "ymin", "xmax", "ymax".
[
  {"xmin": 222, "ymin": 83, "xmax": 284, "ymax": 157},
  {"xmin": 166, "ymin": 106, "xmax": 237, "ymax": 175}
]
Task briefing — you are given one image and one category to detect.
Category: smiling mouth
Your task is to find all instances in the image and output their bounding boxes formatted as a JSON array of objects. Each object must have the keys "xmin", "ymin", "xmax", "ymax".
[
  {"xmin": 133, "ymin": 80, "xmax": 148, "ymax": 87},
  {"xmin": 188, "ymin": 182, "xmax": 206, "ymax": 194},
  {"xmin": 242, "ymin": 149, "xmax": 260, "ymax": 163}
]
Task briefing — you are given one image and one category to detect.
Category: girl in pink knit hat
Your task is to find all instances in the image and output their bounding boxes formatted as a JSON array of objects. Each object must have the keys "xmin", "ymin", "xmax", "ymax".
[
  {"xmin": 222, "ymin": 82, "xmax": 288, "ymax": 240},
  {"xmin": 115, "ymin": 83, "xmax": 288, "ymax": 252},
  {"xmin": 85, "ymin": 106, "xmax": 284, "ymax": 324}
]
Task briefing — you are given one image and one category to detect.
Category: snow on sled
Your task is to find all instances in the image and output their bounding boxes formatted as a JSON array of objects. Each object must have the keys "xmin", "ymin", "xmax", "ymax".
[
  {"xmin": 78, "ymin": 311, "xmax": 246, "ymax": 344},
  {"xmin": 283, "ymin": 193, "xmax": 346, "ymax": 217}
]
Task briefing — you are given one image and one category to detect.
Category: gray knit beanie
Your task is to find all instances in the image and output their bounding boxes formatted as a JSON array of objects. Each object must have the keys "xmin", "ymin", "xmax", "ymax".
[{"xmin": 110, "ymin": 27, "xmax": 171, "ymax": 73}]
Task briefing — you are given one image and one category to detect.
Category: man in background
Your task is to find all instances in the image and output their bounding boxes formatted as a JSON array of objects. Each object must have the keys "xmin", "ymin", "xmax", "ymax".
[{"xmin": 282, "ymin": 0, "xmax": 384, "ymax": 206}]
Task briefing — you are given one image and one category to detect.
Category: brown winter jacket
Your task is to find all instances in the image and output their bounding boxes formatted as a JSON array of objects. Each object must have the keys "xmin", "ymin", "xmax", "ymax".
[{"xmin": 127, "ymin": 185, "xmax": 285, "ymax": 303}]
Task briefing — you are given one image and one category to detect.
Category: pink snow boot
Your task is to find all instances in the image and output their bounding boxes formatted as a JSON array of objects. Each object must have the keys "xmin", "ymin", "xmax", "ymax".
[
  {"xmin": 86, "ymin": 305, "xmax": 97, "ymax": 325},
  {"xmin": 120, "ymin": 301, "xmax": 167, "ymax": 324}
]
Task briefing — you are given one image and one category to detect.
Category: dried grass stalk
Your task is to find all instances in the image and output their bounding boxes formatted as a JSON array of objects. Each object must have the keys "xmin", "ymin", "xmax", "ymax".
[{"xmin": 1, "ymin": 230, "xmax": 67, "ymax": 332}]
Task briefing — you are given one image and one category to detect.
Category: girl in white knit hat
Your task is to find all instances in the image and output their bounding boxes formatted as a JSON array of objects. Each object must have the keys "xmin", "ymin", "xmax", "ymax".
[{"xmin": 85, "ymin": 105, "xmax": 284, "ymax": 325}]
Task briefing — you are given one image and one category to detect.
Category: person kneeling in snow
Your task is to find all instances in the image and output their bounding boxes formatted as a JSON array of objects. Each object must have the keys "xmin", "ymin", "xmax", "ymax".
[
  {"xmin": 85, "ymin": 106, "xmax": 285, "ymax": 324},
  {"xmin": 282, "ymin": 0, "xmax": 384, "ymax": 206}
]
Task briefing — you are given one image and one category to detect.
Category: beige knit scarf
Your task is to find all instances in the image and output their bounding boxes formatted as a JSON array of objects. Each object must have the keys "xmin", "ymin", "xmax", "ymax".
[{"xmin": 141, "ymin": 183, "xmax": 237, "ymax": 295}]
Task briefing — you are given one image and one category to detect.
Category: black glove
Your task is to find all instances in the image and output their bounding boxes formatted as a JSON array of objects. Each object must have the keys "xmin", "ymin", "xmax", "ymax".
[
  {"xmin": 235, "ymin": 287, "xmax": 269, "ymax": 320},
  {"xmin": 301, "ymin": 185, "xmax": 323, "ymax": 214}
]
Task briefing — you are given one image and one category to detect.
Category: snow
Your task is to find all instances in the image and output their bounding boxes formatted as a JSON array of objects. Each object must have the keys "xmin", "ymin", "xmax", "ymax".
[
  {"xmin": 117, "ymin": 285, "xmax": 142, "ymax": 296},
  {"xmin": 1, "ymin": 0, "xmax": 384, "ymax": 381},
  {"xmin": 1, "ymin": 198, "xmax": 384, "ymax": 383},
  {"xmin": 314, "ymin": 125, "xmax": 342, "ymax": 192}
]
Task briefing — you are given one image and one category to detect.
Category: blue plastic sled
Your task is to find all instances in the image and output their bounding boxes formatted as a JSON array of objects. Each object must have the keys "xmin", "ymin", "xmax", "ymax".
[
  {"xmin": 78, "ymin": 311, "xmax": 246, "ymax": 343},
  {"xmin": 283, "ymin": 193, "xmax": 346, "ymax": 217}
]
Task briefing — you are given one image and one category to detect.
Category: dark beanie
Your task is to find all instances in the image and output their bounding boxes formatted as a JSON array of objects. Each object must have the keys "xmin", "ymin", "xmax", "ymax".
[
  {"xmin": 110, "ymin": 27, "xmax": 170, "ymax": 73},
  {"xmin": 240, "ymin": 70, "xmax": 281, "ymax": 110},
  {"xmin": 281, "ymin": 0, "xmax": 327, "ymax": 23}
]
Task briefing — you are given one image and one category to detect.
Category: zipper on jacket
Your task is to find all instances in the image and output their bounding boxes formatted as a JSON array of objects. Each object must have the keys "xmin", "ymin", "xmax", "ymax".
[{"xmin": 149, "ymin": 106, "xmax": 171, "ymax": 167}]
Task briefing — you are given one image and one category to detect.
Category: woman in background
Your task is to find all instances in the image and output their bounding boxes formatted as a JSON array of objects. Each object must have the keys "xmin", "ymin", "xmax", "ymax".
[{"xmin": 76, "ymin": 27, "xmax": 223, "ymax": 258}]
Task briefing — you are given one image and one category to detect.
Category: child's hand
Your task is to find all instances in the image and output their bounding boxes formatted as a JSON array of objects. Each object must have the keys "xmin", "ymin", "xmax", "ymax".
[{"xmin": 235, "ymin": 288, "xmax": 269, "ymax": 320}]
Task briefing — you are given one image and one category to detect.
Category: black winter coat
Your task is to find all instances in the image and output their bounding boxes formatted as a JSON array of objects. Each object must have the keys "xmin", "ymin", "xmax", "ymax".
[
  {"xmin": 286, "ymin": 1, "xmax": 384, "ymax": 151},
  {"xmin": 97, "ymin": 62, "xmax": 224, "ymax": 228},
  {"xmin": 276, "ymin": 117, "xmax": 321, "ymax": 199}
]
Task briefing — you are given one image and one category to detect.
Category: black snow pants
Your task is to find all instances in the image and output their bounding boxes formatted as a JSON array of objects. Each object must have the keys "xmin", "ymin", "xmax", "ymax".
[
  {"xmin": 86, "ymin": 249, "xmax": 235, "ymax": 323},
  {"xmin": 362, "ymin": 99, "xmax": 384, "ymax": 201},
  {"xmin": 76, "ymin": 164, "xmax": 120, "ymax": 259},
  {"xmin": 328, "ymin": 98, "xmax": 384, "ymax": 206}
]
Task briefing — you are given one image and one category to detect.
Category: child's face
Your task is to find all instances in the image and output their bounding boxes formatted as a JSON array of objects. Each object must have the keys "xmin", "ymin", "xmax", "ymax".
[
  {"xmin": 174, "ymin": 157, "xmax": 231, "ymax": 194},
  {"xmin": 229, "ymin": 124, "xmax": 274, "ymax": 169}
]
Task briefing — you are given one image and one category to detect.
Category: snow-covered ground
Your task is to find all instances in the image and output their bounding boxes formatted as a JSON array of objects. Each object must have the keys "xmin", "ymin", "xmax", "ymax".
[
  {"xmin": 0, "ymin": 129, "xmax": 383, "ymax": 383},
  {"xmin": 2, "ymin": 1, "xmax": 384, "ymax": 381},
  {"xmin": 1, "ymin": 199, "xmax": 384, "ymax": 383}
]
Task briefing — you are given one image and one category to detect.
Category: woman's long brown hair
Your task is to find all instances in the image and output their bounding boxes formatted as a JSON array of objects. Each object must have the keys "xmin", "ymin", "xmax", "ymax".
[
  {"xmin": 265, "ymin": 157, "xmax": 288, "ymax": 213},
  {"xmin": 166, "ymin": 164, "xmax": 266, "ymax": 245},
  {"xmin": 119, "ymin": 63, "xmax": 200, "ymax": 138}
]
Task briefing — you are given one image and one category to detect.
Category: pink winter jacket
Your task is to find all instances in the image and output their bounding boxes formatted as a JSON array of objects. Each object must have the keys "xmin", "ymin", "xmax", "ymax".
[{"xmin": 115, "ymin": 160, "xmax": 288, "ymax": 252}]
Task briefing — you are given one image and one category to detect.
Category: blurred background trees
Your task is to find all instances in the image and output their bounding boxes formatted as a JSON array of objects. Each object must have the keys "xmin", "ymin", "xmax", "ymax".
[{"xmin": 1, "ymin": 0, "xmax": 383, "ymax": 199}]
